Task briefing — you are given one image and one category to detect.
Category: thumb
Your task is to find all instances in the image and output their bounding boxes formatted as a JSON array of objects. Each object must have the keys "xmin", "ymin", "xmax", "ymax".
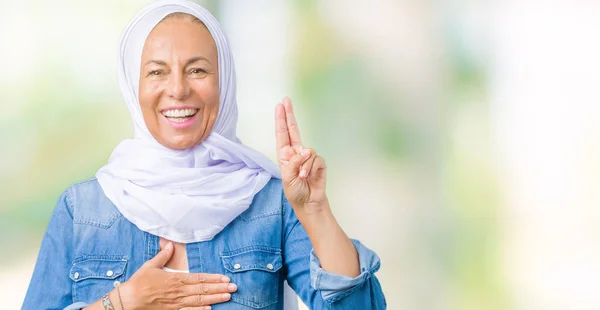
[{"xmin": 143, "ymin": 242, "xmax": 174, "ymax": 269}]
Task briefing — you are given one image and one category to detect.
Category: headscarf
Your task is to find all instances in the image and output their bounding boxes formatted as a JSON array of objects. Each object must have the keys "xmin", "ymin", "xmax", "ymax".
[{"xmin": 96, "ymin": 0, "xmax": 281, "ymax": 243}]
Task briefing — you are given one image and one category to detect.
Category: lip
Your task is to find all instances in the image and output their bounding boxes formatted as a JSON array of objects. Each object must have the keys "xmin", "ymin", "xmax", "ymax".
[{"xmin": 160, "ymin": 108, "xmax": 200, "ymax": 129}]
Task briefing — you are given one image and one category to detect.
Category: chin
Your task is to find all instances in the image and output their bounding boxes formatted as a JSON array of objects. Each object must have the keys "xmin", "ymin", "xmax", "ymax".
[
  {"xmin": 169, "ymin": 141, "xmax": 197, "ymax": 150},
  {"xmin": 159, "ymin": 136, "xmax": 198, "ymax": 150}
]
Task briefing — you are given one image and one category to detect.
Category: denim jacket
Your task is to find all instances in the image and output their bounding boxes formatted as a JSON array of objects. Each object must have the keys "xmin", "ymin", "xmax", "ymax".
[{"xmin": 23, "ymin": 178, "xmax": 386, "ymax": 309}]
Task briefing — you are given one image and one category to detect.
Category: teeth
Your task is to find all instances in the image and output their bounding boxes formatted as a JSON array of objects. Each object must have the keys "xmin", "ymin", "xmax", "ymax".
[
  {"xmin": 162, "ymin": 108, "xmax": 198, "ymax": 118},
  {"xmin": 167, "ymin": 116, "xmax": 192, "ymax": 123}
]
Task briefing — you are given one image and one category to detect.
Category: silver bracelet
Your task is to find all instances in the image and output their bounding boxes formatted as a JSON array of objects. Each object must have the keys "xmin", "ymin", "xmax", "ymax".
[{"xmin": 102, "ymin": 293, "xmax": 115, "ymax": 310}]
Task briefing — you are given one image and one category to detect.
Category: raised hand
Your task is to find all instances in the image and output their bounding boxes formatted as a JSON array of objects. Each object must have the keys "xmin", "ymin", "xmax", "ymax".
[{"xmin": 275, "ymin": 97, "xmax": 328, "ymax": 211}]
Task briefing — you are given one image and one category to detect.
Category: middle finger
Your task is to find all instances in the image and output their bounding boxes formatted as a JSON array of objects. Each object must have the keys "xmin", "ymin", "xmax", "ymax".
[
  {"xmin": 184, "ymin": 282, "xmax": 237, "ymax": 296},
  {"xmin": 179, "ymin": 273, "xmax": 230, "ymax": 285},
  {"xmin": 283, "ymin": 97, "xmax": 303, "ymax": 151}
]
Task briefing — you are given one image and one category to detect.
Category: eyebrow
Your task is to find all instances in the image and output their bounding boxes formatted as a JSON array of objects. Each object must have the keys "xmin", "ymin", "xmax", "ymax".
[{"xmin": 143, "ymin": 56, "xmax": 209, "ymax": 67}]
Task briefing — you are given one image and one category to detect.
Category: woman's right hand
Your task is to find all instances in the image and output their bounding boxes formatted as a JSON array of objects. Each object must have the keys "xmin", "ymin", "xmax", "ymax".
[{"xmin": 118, "ymin": 242, "xmax": 237, "ymax": 310}]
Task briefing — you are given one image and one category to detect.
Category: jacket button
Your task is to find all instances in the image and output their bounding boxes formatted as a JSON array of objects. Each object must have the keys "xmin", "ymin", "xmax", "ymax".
[
  {"xmin": 233, "ymin": 263, "xmax": 241, "ymax": 270},
  {"xmin": 73, "ymin": 272, "xmax": 80, "ymax": 279},
  {"xmin": 106, "ymin": 270, "xmax": 114, "ymax": 277},
  {"xmin": 266, "ymin": 263, "xmax": 274, "ymax": 270}
]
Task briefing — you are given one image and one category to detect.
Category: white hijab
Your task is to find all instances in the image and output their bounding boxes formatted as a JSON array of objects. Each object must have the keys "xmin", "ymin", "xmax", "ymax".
[{"xmin": 96, "ymin": 0, "xmax": 281, "ymax": 244}]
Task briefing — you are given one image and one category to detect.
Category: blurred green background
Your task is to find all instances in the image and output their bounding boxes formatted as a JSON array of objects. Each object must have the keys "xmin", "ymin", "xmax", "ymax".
[{"xmin": 2, "ymin": 0, "xmax": 600, "ymax": 309}]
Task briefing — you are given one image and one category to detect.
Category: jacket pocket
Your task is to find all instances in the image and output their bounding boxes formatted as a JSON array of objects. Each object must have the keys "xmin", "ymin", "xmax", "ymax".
[
  {"xmin": 221, "ymin": 247, "xmax": 282, "ymax": 309},
  {"xmin": 69, "ymin": 256, "xmax": 128, "ymax": 302}
]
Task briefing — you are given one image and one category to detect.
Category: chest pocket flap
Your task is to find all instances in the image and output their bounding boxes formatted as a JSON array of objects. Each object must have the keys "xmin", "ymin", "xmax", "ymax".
[
  {"xmin": 69, "ymin": 258, "xmax": 128, "ymax": 282},
  {"xmin": 221, "ymin": 248, "xmax": 282, "ymax": 308},
  {"xmin": 222, "ymin": 249, "xmax": 282, "ymax": 273}
]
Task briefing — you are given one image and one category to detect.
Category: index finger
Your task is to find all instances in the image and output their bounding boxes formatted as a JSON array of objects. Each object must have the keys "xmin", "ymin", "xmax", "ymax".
[
  {"xmin": 275, "ymin": 103, "xmax": 291, "ymax": 150},
  {"xmin": 283, "ymin": 97, "xmax": 302, "ymax": 148},
  {"xmin": 178, "ymin": 272, "xmax": 231, "ymax": 285}
]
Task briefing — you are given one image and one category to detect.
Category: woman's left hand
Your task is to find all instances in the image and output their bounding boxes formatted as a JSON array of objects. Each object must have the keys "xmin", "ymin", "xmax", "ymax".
[
  {"xmin": 275, "ymin": 97, "xmax": 328, "ymax": 213},
  {"xmin": 274, "ymin": 98, "xmax": 361, "ymax": 279}
]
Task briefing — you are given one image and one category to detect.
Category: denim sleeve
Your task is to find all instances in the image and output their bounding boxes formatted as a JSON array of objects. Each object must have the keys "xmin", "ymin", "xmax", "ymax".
[
  {"xmin": 63, "ymin": 302, "xmax": 90, "ymax": 310},
  {"xmin": 282, "ymin": 194, "xmax": 387, "ymax": 309},
  {"xmin": 22, "ymin": 189, "xmax": 84, "ymax": 310}
]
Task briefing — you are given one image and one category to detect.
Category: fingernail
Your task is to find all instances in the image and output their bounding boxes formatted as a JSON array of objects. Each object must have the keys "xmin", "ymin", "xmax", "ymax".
[
  {"xmin": 165, "ymin": 242, "xmax": 173, "ymax": 250},
  {"xmin": 228, "ymin": 283, "xmax": 237, "ymax": 291},
  {"xmin": 222, "ymin": 293, "xmax": 231, "ymax": 300},
  {"xmin": 299, "ymin": 169, "xmax": 307, "ymax": 178},
  {"xmin": 221, "ymin": 276, "xmax": 230, "ymax": 282}
]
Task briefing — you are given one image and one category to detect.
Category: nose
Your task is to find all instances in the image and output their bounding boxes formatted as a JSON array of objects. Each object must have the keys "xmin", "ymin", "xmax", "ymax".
[{"xmin": 166, "ymin": 72, "xmax": 190, "ymax": 100}]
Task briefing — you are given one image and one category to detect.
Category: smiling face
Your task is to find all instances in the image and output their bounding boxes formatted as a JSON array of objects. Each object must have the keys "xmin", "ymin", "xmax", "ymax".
[{"xmin": 138, "ymin": 13, "xmax": 219, "ymax": 150}]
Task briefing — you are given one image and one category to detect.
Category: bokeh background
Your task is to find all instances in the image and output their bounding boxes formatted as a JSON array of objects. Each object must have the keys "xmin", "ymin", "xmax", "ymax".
[{"xmin": 2, "ymin": 0, "xmax": 600, "ymax": 309}]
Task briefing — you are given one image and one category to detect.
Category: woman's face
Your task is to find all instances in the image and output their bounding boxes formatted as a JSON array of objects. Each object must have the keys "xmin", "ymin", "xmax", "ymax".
[{"xmin": 139, "ymin": 17, "xmax": 219, "ymax": 150}]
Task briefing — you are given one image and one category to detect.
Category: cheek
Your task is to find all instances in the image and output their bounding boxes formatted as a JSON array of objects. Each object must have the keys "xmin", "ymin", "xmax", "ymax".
[
  {"xmin": 208, "ymin": 78, "xmax": 220, "ymax": 104},
  {"xmin": 138, "ymin": 83, "xmax": 164, "ymax": 137},
  {"xmin": 139, "ymin": 83, "xmax": 161, "ymax": 109},
  {"xmin": 193, "ymin": 79, "xmax": 220, "ymax": 109},
  {"xmin": 203, "ymin": 81, "xmax": 220, "ymax": 126}
]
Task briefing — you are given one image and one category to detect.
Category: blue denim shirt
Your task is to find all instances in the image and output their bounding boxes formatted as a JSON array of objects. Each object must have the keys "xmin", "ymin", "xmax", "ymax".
[{"xmin": 23, "ymin": 178, "xmax": 386, "ymax": 309}]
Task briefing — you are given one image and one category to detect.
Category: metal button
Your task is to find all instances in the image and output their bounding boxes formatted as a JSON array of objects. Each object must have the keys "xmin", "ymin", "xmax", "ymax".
[
  {"xmin": 113, "ymin": 280, "xmax": 121, "ymax": 287},
  {"xmin": 233, "ymin": 263, "xmax": 241, "ymax": 270},
  {"xmin": 73, "ymin": 272, "xmax": 80, "ymax": 279},
  {"xmin": 106, "ymin": 270, "xmax": 114, "ymax": 277},
  {"xmin": 266, "ymin": 263, "xmax": 274, "ymax": 270}
]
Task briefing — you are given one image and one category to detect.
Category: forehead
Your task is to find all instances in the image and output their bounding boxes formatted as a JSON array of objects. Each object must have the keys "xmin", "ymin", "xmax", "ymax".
[{"xmin": 142, "ymin": 18, "xmax": 216, "ymax": 59}]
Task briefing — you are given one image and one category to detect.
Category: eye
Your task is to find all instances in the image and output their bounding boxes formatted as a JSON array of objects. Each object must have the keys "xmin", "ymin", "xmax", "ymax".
[
  {"xmin": 189, "ymin": 68, "xmax": 207, "ymax": 75},
  {"xmin": 148, "ymin": 70, "xmax": 163, "ymax": 76}
]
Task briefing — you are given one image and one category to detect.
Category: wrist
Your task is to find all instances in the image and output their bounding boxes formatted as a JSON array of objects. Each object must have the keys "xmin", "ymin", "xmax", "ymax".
[
  {"xmin": 291, "ymin": 197, "xmax": 330, "ymax": 218},
  {"xmin": 108, "ymin": 289, "xmax": 120, "ymax": 310},
  {"xmin": 115, "ymin": 281, "xmax": 135, "ymax": 310}
]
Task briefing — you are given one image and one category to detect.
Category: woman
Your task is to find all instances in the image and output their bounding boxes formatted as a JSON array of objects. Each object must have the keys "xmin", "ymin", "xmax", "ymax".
[{"xmin": 23, "ymin": 1, "xmax": 386, "ymax": 309}]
